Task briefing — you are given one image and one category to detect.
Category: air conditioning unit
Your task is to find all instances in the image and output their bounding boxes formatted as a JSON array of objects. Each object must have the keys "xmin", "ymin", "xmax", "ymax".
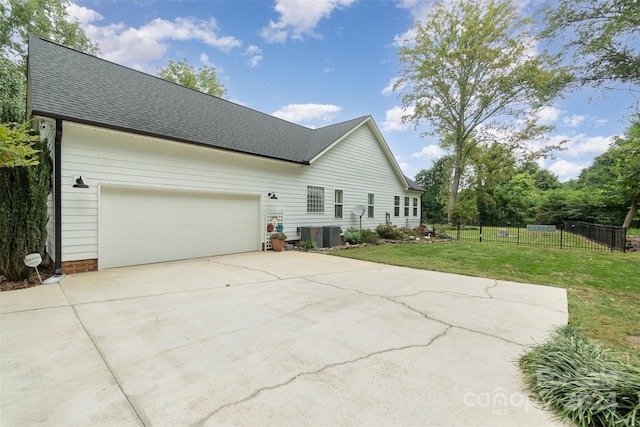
[
  {"xmin": 323, "ymin": 226, "xmax": 341, "ymax": 248},
  {"xmin": 300, "ymin": 226, "xmax": 323, "ymax": 248}
]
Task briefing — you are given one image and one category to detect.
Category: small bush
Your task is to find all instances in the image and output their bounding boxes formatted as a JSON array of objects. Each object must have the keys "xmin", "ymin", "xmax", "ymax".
[
  {"xmin": 300, "ymin": 239, "xmax": 316, "ymax": 250},
  {"xmin": 376, "ymin": 224, "xmax": 405, "ymax": 240},
  {"xmin": 344, "ymin": 229, "xmax": 362, "ymax": 244},
  {"xmin": 519, "ymin": 326, "xmax": 640, "ymax": 427},
  {"xmin": 360, "ymin": 229, "xmax": 378, "ymax": 244}
]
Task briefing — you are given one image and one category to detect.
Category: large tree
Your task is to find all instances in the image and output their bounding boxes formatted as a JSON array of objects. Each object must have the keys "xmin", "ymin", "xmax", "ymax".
[
  {"xmin": 395, "ymin": 0, "xmax": 569, "ymax": 223},
  {"xmin": 541, "ymin": 0, "xmax": 639, "ymax": 88},
  {"xmin": 157, "ymin": 59, "xmax": 226, "ymax": 98},
  {"xmin": 576, "ymin": 120, "xmax": 640, "ymax": 228}
]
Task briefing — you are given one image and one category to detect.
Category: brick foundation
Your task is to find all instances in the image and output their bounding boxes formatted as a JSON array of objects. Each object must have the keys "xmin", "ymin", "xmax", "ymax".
[{"xmin": 61, "ymin": 259, "xmax": 98, "ymax": 274}]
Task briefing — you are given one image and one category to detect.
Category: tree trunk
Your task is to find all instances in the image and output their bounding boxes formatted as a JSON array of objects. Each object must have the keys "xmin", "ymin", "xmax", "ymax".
[
  {"xmin": 622, "ymin": 189, "xmax": 640, "ymax": 229},
  {"xmin": 447, "ymin": 164, "xmax": 463, "ymax": 224}
]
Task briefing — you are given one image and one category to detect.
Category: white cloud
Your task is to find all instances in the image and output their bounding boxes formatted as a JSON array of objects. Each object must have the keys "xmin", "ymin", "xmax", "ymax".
[
  {"xmin": 381, "ymin": 77, "xmax": 404, "ymax": 95},
  {"xmin": 381, "ymin": 105, "xmax": 415, "ymax": 131},
  {"xmin": 66, "ymin": 2, "xmax": 104, "ymax": 25},
  {"xmin": 537, "ymin": 106, "xmax": 563, "ymax": 125},
  {"xmin": 271, "ymin": 103, "xmax": 341, "ymax": 125},
  {"xmin": 563, "ymin": 114, "xmax": 586, "ymax": 127},
  {"xmin": 77, "ymin": 10, "xmax": 241, "ymax": 70},
  {"xmin": 260, "ymin": 0, "xmax": 355, "ymax": 43},
  {"xmin": 412, "ymin": 145, "xmax": 445, "ymax": 161},
  {"xmin": 243, "ymin": 45, "xmax": 263, "ymax": 67},
  {"xmin": 199, "ymin": 53, "xmax": 211, "ymax": 66},
  {"xmin": 563, "ymin": 134, "xmax": 614, "ymax": 157},
  {"xmin": 548, "ymin": 160, "xmax": 588, "ymax": 182}
]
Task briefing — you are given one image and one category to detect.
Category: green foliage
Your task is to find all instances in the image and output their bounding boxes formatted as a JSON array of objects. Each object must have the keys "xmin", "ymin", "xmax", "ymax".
[
  {"xmin": 360, "ymin": 229, "xmax": 378, "ymax": 244},
  {"xmin": 0, "ymin": 122, "xmax": 40, "ymax": 167},
  {"xmin": 300, "ymin": 239, "xmax": 316, "ymax": 250},
  {"xmin": 0, "ymin": 56, "xmax": 25, "ymax": 123},
  {"xmin": 344, "ymin": 229, "xmax": 361, "ymax": 245},
  {"xmin": 270, "ymin": 232, "xmax": 286, "ymax": 241},
  {"xmin": 376, "ymin": 224, "xmax": 405, "ymax": 240},
  {"xmin": 0, "ymin": 0, "xmax": 99, "ymax": 60},
  {"xmin": 396, "ymin": 0, "xmax": 570, "ymax": 223},
  {"xmin": 157, "ymin": 59, "xmax": 226, "ymax": 98},
  {"xmin": 520, "ymin": 326, "xmax": 640, "ymax": 426},
  {"xmin": 0, "ymin": 0, "xmax": 99, "ymax": 123},
  {"xmin": 0, "ymin": 135, "xmax": 51, "ymax": 280},
  {"xmin": 415, "ymin": 156, "xmax": 453, "ymax": 222},
  {"xmin": 541, "ymin": 0, "xmax": 640, "ymax": 87}
]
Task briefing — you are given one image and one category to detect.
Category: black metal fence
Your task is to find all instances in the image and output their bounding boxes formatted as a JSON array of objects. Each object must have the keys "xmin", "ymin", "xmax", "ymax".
[{"xmin": 433, "ymin": 222, "xmax": 627, "ymax": 252}]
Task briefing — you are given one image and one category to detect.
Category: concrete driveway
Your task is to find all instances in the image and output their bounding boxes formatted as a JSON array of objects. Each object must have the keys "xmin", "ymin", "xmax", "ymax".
[{"xmin": 1, "ymin": 251, "xmax": 567, "ymax": 426}]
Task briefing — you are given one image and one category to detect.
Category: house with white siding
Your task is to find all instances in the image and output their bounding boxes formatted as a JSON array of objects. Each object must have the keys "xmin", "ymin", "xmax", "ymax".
[{"xmin": 27, "ymin": 36, "xmax": 423, "ymax": 274}]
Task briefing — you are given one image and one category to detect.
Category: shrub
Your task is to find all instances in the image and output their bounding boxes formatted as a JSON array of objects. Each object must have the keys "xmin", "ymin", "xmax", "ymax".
[
  {"xmin": 360, "ymin": 229, "xmax": 378, "ymax": 244},
  {"xmin": 300, "ymin": 239, "xmax": 316, "ymax": 250},
  {"xmin": 344, "ymin": 229, "xmax": 362, "ymax": 244},
  {"xmin": 376, "ymin": 224, "xmax": 405, "ymax": 240},
  {"xmin": 519, "ymin": 326, "xmax": 640, "ymax": 427}
]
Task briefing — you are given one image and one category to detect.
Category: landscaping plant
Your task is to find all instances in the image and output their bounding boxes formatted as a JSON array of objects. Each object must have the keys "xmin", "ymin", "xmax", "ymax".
[{"xmin": 520, "ymin": 326, "xmax": 640, "ymax": 427}]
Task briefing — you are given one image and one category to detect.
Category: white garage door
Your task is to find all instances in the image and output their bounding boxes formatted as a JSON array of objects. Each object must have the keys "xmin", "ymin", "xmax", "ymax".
[{"xmin": 100, "ymin": 186, "xmax": 260, "ymax": 269}]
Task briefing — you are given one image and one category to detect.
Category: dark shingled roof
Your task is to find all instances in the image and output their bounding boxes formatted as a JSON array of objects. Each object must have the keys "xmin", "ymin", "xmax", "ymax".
[
  {"xmin": 27, "ymin": 35, "xmax": 370, "ymax": 164},
  {"xmin": 404, "ymin": 176, "xmax": 425, "ymax": 192}
]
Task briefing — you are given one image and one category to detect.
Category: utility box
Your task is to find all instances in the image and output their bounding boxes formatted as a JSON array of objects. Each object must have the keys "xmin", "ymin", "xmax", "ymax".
[
  {"xmin": 323, "ymin": 226, "xmax": 341, "ymax": 248},
  {"xmin": 300, "ymin": 226, "xmax": 323, "ymax": 248}
]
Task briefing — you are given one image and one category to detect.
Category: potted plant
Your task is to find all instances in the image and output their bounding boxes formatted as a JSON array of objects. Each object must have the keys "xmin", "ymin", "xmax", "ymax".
[{"xmin": 270, "ymin": 232, "xmax": 287, "ymax": 252}]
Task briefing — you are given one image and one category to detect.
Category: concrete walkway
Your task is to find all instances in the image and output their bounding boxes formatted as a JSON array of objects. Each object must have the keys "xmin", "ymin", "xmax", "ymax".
[{"xmin": 1, "ymin": 251, "xmax": 567, "ymax": 426}]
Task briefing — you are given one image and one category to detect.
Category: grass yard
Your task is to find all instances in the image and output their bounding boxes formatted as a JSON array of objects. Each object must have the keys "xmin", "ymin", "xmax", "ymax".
[{"xmin": 331, "ymin": 241, "xmax": 640, "ymax": 358}]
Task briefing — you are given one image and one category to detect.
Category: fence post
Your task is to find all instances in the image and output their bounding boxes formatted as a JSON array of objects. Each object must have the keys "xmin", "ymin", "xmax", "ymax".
[
  {"xmin": 517, "ymin": 223, "xmax": 520, "ymax": 245},
  {"xmin": 611, "ymin": 226, "xmax": 615, "ymax": 252},
  {"xmin": 479, "ymin": 222, "xmax": 483, "ymax": 242},
  {"xmin": 457, "ymin": 222, "xmax": 460, "ymax": 240},
  {"xmin": 559, "ymin": 223, "xmax": 563, "ymax": 249}
]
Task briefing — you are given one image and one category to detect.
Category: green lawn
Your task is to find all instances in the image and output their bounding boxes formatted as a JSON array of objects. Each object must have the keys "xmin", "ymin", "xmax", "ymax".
[{"xmin": 331, "ymin": 241, "xmax": 640, "ymax": 358}]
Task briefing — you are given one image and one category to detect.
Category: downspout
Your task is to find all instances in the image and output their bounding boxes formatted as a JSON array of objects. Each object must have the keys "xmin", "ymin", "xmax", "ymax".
[{"xmin": 54, "ymin": 118, "xmax": 63, "ymax": 275}]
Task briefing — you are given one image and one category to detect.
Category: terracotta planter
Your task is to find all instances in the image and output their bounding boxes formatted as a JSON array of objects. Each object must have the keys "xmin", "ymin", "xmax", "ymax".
[{"xmin": 271, "ymin": 239, "xmax": 285, "ymax": 252}]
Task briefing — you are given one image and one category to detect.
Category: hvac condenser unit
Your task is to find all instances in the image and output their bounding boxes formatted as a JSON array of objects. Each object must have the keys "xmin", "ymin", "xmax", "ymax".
[
  {"xmin": 300, "ymin": 226, "xmax": 323, "ymax": 248},
  {"xmin": 323, "ymin": 226, "xmax": 341, "ymax": 248}
]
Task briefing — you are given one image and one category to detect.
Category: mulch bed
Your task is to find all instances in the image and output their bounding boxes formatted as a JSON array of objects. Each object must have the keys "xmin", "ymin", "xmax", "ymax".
[{"xmin": 0, "ymin": 265, "xmax": 54, "ymax": 292}]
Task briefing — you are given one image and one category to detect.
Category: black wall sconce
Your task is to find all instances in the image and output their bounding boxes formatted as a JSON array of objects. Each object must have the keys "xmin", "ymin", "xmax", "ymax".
[
  {"xmin": 73, "ymin": 176, "xmax": 89, "ymax": 188},
  {"xmin": 268, "ymin": 192, "xmax": 278, "ymax": 200}
]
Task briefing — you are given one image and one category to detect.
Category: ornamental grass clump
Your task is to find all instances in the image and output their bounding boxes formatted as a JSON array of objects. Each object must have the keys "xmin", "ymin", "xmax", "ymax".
[{"xmin": 519, "ymin": 326, "xmax": 640, "ymax": 427}]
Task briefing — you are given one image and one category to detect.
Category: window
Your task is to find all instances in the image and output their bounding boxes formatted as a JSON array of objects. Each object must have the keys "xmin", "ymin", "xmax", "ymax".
[
  {"xmin": 394, "ymin": 196, "xmax": 400, "ymax": 217},
  {"xmin": 334, "ymin": 189, "xmax": 343, "ymax": 218},
  {"xmin": 367, "ymin": 193, "xmax": 374, "ymax": 218},
  {"xmin": 307, "ymin": 186, "xmax": 324, "ymax": 213},
  {"xmin": 413, "ymin": 197, "xmax": 418, "ymax": 217},
  {"xmin": 404, "ymin": 197, "xmax": 410, "ymax": 216}
]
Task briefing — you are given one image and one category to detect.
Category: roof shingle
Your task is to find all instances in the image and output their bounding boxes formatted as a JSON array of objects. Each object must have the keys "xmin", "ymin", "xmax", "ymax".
[{"xmin": 27, "ymin": 35, "xmax": 368, "ymax": 164}]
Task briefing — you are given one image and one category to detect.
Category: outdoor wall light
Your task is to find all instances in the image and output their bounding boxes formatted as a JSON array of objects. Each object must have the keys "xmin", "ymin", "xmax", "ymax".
[
  {"xmin": 268, "ymin": 192, "xmax": 278, "ymax": 200},
  {"xmin": 73, "ymin": 176, "xmax": 89, "ymax": 188}
]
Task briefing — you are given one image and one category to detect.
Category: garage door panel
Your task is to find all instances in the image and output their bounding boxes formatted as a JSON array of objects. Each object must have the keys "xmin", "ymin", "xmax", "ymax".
[{"xmin": 100, "ymin": 187, "xmax": 260, "ymax": 269}]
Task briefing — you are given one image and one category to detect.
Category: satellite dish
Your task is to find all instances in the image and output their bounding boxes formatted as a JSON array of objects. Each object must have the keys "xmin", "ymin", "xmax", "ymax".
[
  {"xmin": 352, "ymin": 205, "xmax": 366, "ymax": 231},
  {"xmin": 352, "ymin": 205, "xmax": 366, "ymax": 216}
]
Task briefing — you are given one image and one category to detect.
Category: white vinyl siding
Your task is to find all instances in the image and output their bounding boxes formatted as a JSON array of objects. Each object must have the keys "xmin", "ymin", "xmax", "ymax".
[{"xmin": 54, "ymin": 120, "xmax": 420, "ymax": 264}]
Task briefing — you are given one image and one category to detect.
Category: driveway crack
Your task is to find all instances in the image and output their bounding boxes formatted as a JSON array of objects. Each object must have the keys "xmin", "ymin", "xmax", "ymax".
[
  {"xmin": 303, "ymin": 277, "xmax": 529, "ymax": 347},
  {"xmin": 192, "ymin": 326, "xmax": 452, "ymax": 426}
]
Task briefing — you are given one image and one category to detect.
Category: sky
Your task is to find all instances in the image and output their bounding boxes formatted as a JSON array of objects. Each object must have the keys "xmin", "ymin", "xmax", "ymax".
[{"xmin": 66, "ymin": 0, "xmax": 639, "ymax": 182}]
